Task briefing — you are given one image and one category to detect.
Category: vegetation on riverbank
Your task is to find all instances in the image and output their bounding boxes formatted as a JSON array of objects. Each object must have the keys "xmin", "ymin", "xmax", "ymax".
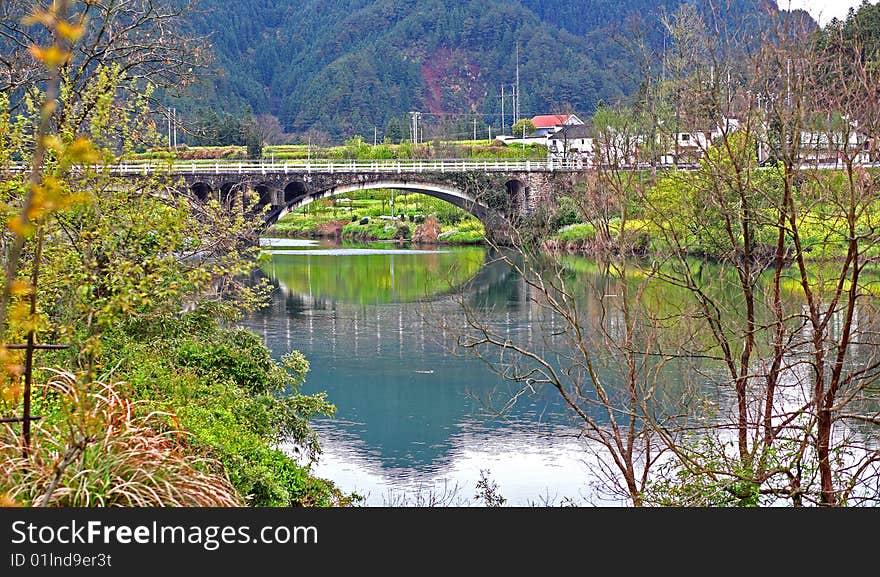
[
  {"xmin": 541, "ymin": 165, "xmax": 880, "ymax": 263},
  {"xmin": 0, "ymin": 8, "xmax": 349, "ymax": 508},
  {"xmin": 268, "ymin": 190, "xmax": 486, "ymax": 245},
  {"xmin": 133, "ymin": 137, "xmax": 548, "ymax": 162}
]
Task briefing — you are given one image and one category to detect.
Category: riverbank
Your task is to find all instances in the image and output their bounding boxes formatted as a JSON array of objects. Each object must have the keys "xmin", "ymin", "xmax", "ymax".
[{"xmin": 268, "ymin": 190, "xmax": 486, "ymax": 245}]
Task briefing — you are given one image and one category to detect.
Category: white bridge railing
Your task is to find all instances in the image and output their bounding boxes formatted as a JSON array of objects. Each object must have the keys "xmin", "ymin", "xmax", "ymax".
[
  {"xmin": 4, "ymin": 158, "xmax": 570, "ymax": 175},
  {"xmin": 6, "ymin": 158, "xmax": 876, "ymax": 176},
  {"xmin": 108, "ymin": 158, "xmax": 561, "ymax": 175}
]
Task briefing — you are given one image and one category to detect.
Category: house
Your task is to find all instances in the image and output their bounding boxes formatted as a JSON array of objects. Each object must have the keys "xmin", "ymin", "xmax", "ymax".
[
  {"xmin": 658, "ymin": 117, "xmax": 741, "ymax": 167},
  {"xmin": 797, "ymin": 128, "xmax": 872, "ymax": 167},
  {"xmin": 754, "ymin": 117, "xmax": 874, "ymax": 167},
  {"xmin": 547, "ymin": 124, "xmax": 594, "ymax": 166},
  {"xmin": 529, "ymin": 114, "xmax": 585, "ymax": 138}
]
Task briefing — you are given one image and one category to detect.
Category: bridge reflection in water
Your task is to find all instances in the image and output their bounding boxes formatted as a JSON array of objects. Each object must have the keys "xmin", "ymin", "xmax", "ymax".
[{"xmin": 241, "ymin": 240, "xmax": 606, "ymax": 505}]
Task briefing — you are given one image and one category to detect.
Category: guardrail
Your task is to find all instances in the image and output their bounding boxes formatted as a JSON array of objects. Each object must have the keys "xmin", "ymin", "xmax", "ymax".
[
  {"xmin": 115, "ymin": 159, "xmax": 561, "ymax": 174},
  {"xmin": 4, "ymin": 158, "xmax": 573, "ymax": 175},
  {"xmin": 4, "ymin": 158, "xmax": 878, "ymax": 176}
]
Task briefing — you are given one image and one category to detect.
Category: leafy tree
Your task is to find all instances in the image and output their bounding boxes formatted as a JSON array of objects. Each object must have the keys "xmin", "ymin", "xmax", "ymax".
[
  {"xmin": 0, "ymin": 0, "xmax": 345, "ymax": 507},
  {"xmin": 511, "ymin": 118, "xmax": 536, "ymax": 138}
]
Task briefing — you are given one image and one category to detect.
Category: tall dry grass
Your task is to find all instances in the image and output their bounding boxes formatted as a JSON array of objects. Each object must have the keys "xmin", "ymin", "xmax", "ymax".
[{"xmin": 0, "ymin": 370, "xmax": 243, "ymax": 507}]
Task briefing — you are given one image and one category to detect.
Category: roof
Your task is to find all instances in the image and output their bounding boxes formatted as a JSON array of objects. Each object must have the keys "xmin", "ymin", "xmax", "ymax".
[
  {"xmin": 530, "ymin": 114, "xmax": 573, "ymax": 128},
  {"xmin": 548, "ymin": 124, "xmax": 592, "ymax": 140}
]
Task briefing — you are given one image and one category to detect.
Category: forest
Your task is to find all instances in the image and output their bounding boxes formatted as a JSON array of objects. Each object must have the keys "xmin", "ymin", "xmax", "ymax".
[{"xmin": 174, "ymin": 0, "xmax": 814, "ymax": 142}]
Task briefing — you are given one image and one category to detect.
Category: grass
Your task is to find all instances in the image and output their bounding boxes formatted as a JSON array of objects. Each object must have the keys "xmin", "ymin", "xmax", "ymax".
[
  {"xmin": 554, "ymin": 223, "xmax": 596, "ymax": 242},
  {"xmin": 0, "ymin": 371, "xmax": 242, "ymax": 507},
  {"xmin": 438, "ymin": 219, "xmax": 485, "ymax": 244}
]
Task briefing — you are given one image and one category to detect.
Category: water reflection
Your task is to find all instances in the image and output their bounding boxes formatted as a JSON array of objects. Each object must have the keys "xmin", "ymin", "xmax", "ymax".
[
  {"xmin": 242, "ymin": 240, "xmax": 604, "ymax": 505},
  {"xmin": 242, "ymin": 240, "xmax": 880, "ymax": 506}
]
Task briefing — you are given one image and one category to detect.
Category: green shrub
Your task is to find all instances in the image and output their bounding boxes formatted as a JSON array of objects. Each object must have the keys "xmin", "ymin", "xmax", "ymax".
[
  {"xmin": 555, "ymin": 223, "xmax": 597, "ymax": 242},
  {"xmin": 96, "ymin": 314, "xmax": 351, "ymax": 507}
]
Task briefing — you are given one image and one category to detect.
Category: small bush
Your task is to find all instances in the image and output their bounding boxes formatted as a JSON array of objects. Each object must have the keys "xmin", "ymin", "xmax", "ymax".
[{"xmin": 555, "ymin": 223, "xmax": 597, "ymax": 242}]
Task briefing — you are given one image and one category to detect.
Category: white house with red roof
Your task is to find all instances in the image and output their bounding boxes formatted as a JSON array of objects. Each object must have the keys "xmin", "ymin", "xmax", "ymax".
[{"xmin": 529, "ymin": 114, "xmax": 585, "ymax": 138}]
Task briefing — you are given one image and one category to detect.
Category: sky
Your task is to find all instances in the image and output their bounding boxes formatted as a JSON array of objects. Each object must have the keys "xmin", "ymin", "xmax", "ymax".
[{"xmin": 780, "ymin": 0, "xmax": 873, "ymax": 25}]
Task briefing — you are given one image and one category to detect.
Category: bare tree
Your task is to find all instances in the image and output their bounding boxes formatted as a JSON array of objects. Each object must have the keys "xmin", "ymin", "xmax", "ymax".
[
  {"xmin": 451, "ymin": 1, "xmax": 880, "ymax": 506},
  {"xmin": 1, "ymin": 0, "xmax": 210, "ymax": 130},
  {"xmin": 246, "ymin": 114, "xmax": 289, "ymax": 147}
]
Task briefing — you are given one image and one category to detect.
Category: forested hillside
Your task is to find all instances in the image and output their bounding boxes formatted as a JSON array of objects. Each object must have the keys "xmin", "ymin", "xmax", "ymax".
[{"xmin": 178, "ymin": 0, "xmax": 813, "ymax": 142}]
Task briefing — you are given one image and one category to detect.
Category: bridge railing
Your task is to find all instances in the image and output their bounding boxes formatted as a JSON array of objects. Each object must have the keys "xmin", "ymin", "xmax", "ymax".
[
  {"xmin": 105, "ymin": 158, "xmax": 561, "ymax": 174},
  {"xmin": 4, "ymin": 159, "xmax": 567, "ymax": 174},
  {"xmin": 5, "ymin": 158, "xmax": 878, "ymax": 176}
]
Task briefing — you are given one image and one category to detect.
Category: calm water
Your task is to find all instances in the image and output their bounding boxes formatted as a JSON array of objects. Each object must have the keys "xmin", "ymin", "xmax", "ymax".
[{"xmin": 241, "ymin": 238, "xmax": 616, "ymax": 506}]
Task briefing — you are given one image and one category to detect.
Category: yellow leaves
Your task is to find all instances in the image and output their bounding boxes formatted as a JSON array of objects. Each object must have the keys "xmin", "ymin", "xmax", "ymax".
[
  {"xmin": 41, "ymin": 134, "xmax": 64, "ymax": 152},
  {"xmin": 10, "ymin": 280, "xmax": 31, "ymax": 298},
  {"xmin": 56, "ymin": 21, "xmax": 85, "ymax": 42},
  {"xmin": 67, "ymin": 137, "xmax": 101, "ymax": 165},
  {"xmin": 28, "ymin": 177, "xmax": 62, "ymax": 218},
  {"xmin": 1, "ymin": 383, "xmax": 22, "ymax": 404},
  {"xmin": 23, "ymin": 4, "xmax": 87, "ymax": 66},
  {"xmin": 21, "ymin": 10, "xmax": 55, "ymax": 28},
  {"xmin": 28, "ymin": 45, "xmax": 70, "ymax": 69},
  {"xmin": 9, "ymin": 302, "xmax": 38, "ymax": 333},
  {"xmin": 6, "ymin": 215, "xmax": 34, "ymax": 237},
  {"xmin": 23, "ymin": 6, "xmax": 86, "ymax": 40},
  {"xmin": 0, "ymin": 346, "xmax": 24, "ymax": 402},
  {"xmin": 0, "ymin": 494, "xmax": 20, "ymax": 507}
]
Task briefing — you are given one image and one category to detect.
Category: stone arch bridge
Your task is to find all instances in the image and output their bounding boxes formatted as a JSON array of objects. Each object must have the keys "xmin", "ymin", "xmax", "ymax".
[{"xmin": 115, "ymin": 159, "xmax": 580, "ymax": 241}]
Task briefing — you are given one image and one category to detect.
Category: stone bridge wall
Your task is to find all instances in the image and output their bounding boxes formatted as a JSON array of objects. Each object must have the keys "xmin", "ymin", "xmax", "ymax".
[{"xmin": 177, "ymin": 169, "xmax": 574, "ymax": 220}]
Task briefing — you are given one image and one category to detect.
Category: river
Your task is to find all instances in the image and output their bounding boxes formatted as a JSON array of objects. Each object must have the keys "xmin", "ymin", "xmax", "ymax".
[{"xmin": 241, "ymin": 238, "xmax": 618, "ymax": 506}]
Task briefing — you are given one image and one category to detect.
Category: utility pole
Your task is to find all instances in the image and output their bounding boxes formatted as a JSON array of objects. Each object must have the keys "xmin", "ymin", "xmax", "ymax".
[
  {"xmin": 409, "ymin": 111, "xmax": 421, "ymax": 145},
  {"xmin": 515, "ymin": 41, "xmax": 520, "ymax": 124},
  {"xmin": 167, "ymin": 108, "xmax": 172, "ymax": 147},
  {"xmin": 374, "ymin": 126, "xmax": 378, "ymax": 146},
  {"xmin": 488, "ymin": 125, "xmax": 492, "ymax": 143},
  {"xmin": 172, "ymin": 108, "xmax": 178, "ymax": 148},
  {"xmin": 500, "ymin": 84, "xmax": 505, "ymax": 135},
  {"xmin": 472, "ymin": 116, "xmax": 477, "ymax": 141}
]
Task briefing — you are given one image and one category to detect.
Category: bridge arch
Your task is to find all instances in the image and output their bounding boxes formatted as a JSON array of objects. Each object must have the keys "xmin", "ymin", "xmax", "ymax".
[
  {"xmin": 190, "ymin": 181, "xmax": 213, "ymax": 203},
  {"xmin": 265, "ymin": 179, "xmax": 493, "ymax": 229},
  {"xmin": 504, "ymin": 179, "xmax": 527, "ymax": 210},
  {"xmin": 284, "ymin": 181, "xmax": 306, "ymax": 203},
  {"xmin": 253, "ymin": 182, "xmax": 274, "ymax": 209}
]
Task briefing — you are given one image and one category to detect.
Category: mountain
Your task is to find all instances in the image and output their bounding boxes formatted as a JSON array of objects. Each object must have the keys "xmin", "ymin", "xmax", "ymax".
[{"xmin": 178, "ymin": 0, "xmax": 813, "ymax": 142}]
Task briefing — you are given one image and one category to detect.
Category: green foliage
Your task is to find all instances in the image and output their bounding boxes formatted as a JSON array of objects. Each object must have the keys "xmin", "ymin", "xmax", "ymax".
[
  {"xmin": 343, "ymin": 218, "xmax": 411, "ymax": 241},
  {"xmin": 0, "ymin": 50, "xmax": 344, "ymax": 507},
  {"xmin": 101, "ymin": 314, "xmax": 349, "ymax": 507},
  {"xmin": 550, "ymin": 195, "xmax": 583, "ymax": 229},
  {"xmin": 554, "ymin": 223, "xmax": 597, "ymax": 242},
  {"xmin": 270, "ymin": 191, "xmax": 483, "ymax": 244},
  {"xmin": 181, "ymin": 0, "xmax": 773, "ymax": 139},
  {"xmin": 642, "ymin": 437, "xmax": 766, "ymax": 507},
  {"xmin": 511, "ymin": 119, "xmax": 536, "ymax": 137},
  {"xmin": 438, "ymin": 219, "xmax": 485, "ymax": 244},
  {"xmin": 246, "ymin": 131, "xmax": 263, "ymax": 159}
]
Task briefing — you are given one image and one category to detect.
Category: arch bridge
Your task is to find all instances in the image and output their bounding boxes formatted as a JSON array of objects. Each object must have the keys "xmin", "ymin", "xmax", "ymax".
[{"xmin": 113, "ymin": 159, "xmax": 577, "ymax": 241}]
